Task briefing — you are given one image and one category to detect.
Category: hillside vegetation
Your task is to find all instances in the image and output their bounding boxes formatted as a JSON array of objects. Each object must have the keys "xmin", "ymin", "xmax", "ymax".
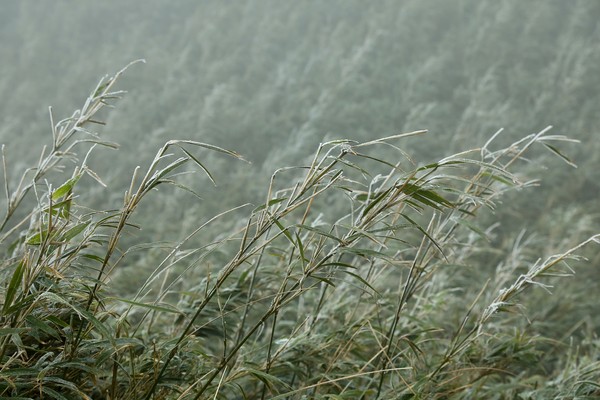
[{"xmin": 1, "ymin": 1, "xmax": 599, "ymax": 399}]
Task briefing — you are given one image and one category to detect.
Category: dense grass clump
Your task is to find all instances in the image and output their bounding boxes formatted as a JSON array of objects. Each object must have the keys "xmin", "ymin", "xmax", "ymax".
[{"xmin": 0, "ymin": 66, "xmax": 598, "ymax": 399}]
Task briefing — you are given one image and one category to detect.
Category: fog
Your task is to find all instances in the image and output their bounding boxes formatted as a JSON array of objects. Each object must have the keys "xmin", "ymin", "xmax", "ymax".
[{"xmin": 1, "ymin": 1, "xmax": 599, "ymax": 398}]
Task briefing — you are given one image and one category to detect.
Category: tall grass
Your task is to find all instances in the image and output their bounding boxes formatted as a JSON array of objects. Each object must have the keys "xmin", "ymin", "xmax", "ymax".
[{"xmin": 0, "ymin": 65, "xmax": 598, "ymax": 399}]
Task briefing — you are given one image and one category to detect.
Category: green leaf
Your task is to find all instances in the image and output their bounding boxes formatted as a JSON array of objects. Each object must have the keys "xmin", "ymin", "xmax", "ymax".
[
  {"xmin": 148, "ymin": 157, "xmax": 188, "ymax": 185},
  {"xmin": 26, "ymin": 315, "xmax": 61, "ymax": 340},
  {"xmin": 354, "ymin": 192, "xmax": 369, "ymax": 202},
  {"xmin": 354, "ymin": 152, "xmax": 400, "ymax": 169},
  {"xmin": 295, "ymin": 232, "xmax": 309, "ymax": 265},
  {"xmin": 41, "ymin": 377, "xmax": 85, "ymax": 394},
  {"xmin": 178, "ymin": 146, "xmax": 217, "ymax": 186},
  {"xmin": 40, "ymin": 292, "xmax": 112, "ymax": 339},
  {"xmin": 41, "ymin": 386, "xmax": 69, "ymax": 400},
  {"xmin": 92, "ymin": 80, "xmax": 110, "ymax": 98},
  {"xmin": 0, "ymin": 327, "xmax": 29, "ymax": 335},
  {"xmin": 452, "ymin": 217, "xmax": 490, "ymax": 241},
  {"xmin": 340, "ymin": 247, "xmax": 391, "ymax": 261},
  {"xmin": 343, "ymin": 225, "xmax": 386, "ymax": 247},
  {"xmin": 480, "ymin": 171, "xmax": 515, "ymax": 186},
  {"xmin": 60, "ymin": 222, "xmax": 90, "ymax": 242},
  {"xmin": 542, "ymin": 143, "xmax": 577, "ymax": 168},
  {"xmin": 339, "ymin": 269, "xmax": 380, "ymax": 296},
  {"xmin": 242, "ymin": 367, "xmax": 290, "ymax": 392},
  {"xmin": 3, "ymin": 260, "xmax": 25, "ymax": 315},
  {"xmin": 335, "ymin": 157, "xmax": 372, "ymax": 178},
  {"xmin": 46, "ymin": 315, "xmax": 70, "ymax": 329},
  {"xmin": 401, "ymin": 214, "xmax": 445, "ymax": 256},
  {"xmin": 108, "ymin": 297, "xmax": 183, "ymax": 314},
  {"xmin": 51, "ymin": 174, "xmax": 82, "ymax": 201},
  {"xmin": 0, "ymin": 397, "xmax": 35, "ymax": 400},
  {"xmin": 0, "ymin": 368, "xmax": 37, "ymax": 377},
  {"xmin": 81, "ymin": 253, "xmax": 105, "ymax": 264},
  {"xmin": 26, "ymin": 231, "xmax": 47, "ymax": 245},
  {"xmin": 272, "ymin": 217, "xmax": 295, "ymax": 245},
  {"xmin": 401, "ymin": 183, "xmax": 453, "ymax": 209},
  {"xmin": 310, "ymin": 274, "xmax": 336, "ymax": 287},
  {"xmin": 43, "ymin": 197, "xmax": 73, "ymax": 216},
  {"xmin": 176, "ymin": 140, "xmax": 247, "ymax": 162},
  {"xmin": 360, "ymin": 187, "xmax": 393, "ymax": 217},
  {"xmin": 48, "ymin": 361, "xmax": 96, "ymax": 375},
  {"xmin": 320, "ymin": 261, "xmax": 357, "ymax": 269},
  {"xmin": 296, "ymin": 224, "xmax": 343, "ymax": 244},
  {"xmin": 252, "ymin": 197, "xmax": 288, "ymax": 213}
]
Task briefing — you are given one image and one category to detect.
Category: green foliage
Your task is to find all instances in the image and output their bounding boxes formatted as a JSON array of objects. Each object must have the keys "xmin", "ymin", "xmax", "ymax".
[
  {"xmin": 0, "ymin": 65, "xmax": 598, "ymax": 399},
  {"xmin": 1, "ymin": 2, "xmax": 600, "ymax": 398}
]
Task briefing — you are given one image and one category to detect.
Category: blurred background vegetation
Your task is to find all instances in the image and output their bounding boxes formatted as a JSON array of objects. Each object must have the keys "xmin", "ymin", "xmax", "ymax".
[{"xmin": 1, "ymin": 1, "xmax": 599, "ymax": 397}]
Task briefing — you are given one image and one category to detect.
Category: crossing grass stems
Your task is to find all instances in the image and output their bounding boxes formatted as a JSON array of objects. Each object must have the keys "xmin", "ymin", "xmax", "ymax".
[{"xmin": 0, "ymin": 64, "xmax": 598, "ymax": 399}]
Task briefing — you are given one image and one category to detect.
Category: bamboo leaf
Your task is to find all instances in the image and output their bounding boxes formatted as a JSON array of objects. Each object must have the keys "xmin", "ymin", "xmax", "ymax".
[
  {"xmin": 41, "ymin": 386, "xmax": 70, "ymax": 400},
  {"xmin": 401, "ymin": 213, "xmax": 445, "ymax": 256},
  {"xmin": 3, "ymin": 260, "xmax": 25, "ymax": 314},
  {"xmin": 51, "ymin": 174, "xmax": 82, "ymax": 201},
  {"xmin": 310, "ymin": 274, "xmax": 336, "ymax": 287},
  {"xmin": 26, "ymin": 315, "xmax": 61, "ymax": 340},
  {"xmin": 339, "ymin": 269, "xmax": 380, "ymax": 296},
  {"xmin": 295, "ymin": 232, "xmax": 308, "ymax": 265},
  {"xmin": 60, "ymin": 222, "xmax": 90, "ymax": 242},
  {"xmin": 178, "ymin": 146, "xmax": 217, "ymax": 186},
  {"xmin": 108, "ymin": 297, "xmax": 183, "ymax": 315},
  {"xmin": 360, "ymin": 187, "xmax": 393, "ymax": 218},
  {"xmin": 296, "ymin": 224, "xmax": 343, "ymax": 244},
  {"xmin": 272, "ymin": 217, "xmax": 295, "ymax": 245},
  {"xmin": 340, "ymin": 247, "xmax": 391, "ymax": 260},
  {"xmin": 26, "ymin": 231, "xmax": 47, "ymax": 245},
  {"xmin": 149, "ymin": 157, "xmax": 188, "ymax": 184},
  {"xmin": 171, "ymin": 140, "xmax": 247, "ymax": 162},
  {"xmin": 452, "ymin": 217, "xmax": 490, "ymax": 241},
  {"xmin": 40, "ymin": 292, "xmax": 111, "ymax": 339},
  {"xmin": 242, "ymin": 368, "xmax": 290, "ymax": 392},
  {"xmin": 400, "ymin": 183, "xmax": 453, "ymax": 208},
  {"xmin": 252, "ymin": 197, "xmax": 288, "ymax": 213},
  {"xmin": 0, "ymin": 368, "xmax": 37, "ymax": 377},
  {"xmin": 0, "ymin": 327, "xmax": 29, "ymax": 335},
  {"xmin": 542, "ymin": 143, "xmax": 577, "ymax": 168}
]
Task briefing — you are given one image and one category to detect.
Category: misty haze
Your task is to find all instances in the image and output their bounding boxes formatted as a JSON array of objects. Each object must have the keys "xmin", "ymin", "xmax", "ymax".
[{"xmin": 0, "ymin": 1, "xmax": 599, "ymax": 398}]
